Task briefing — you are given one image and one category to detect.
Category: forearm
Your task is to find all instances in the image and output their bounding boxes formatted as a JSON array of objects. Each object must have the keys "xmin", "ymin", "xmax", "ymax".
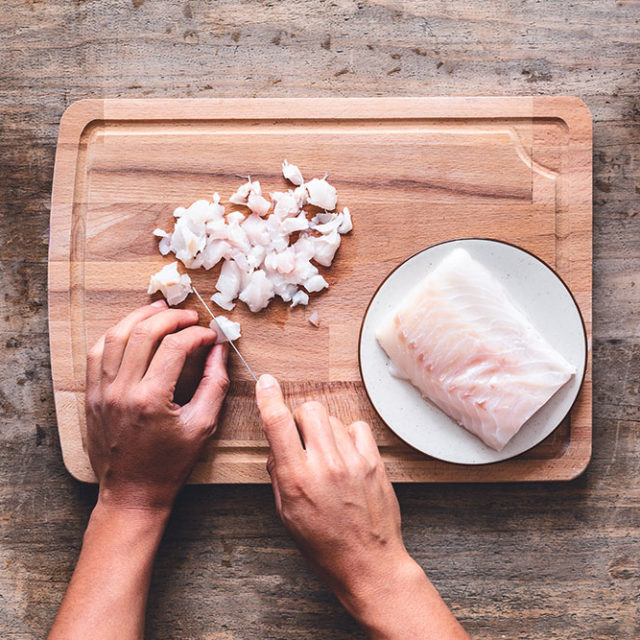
[
  {"xmin": 338, "ymin": 554, "xmax": 469, "ymax": 640},
  {"xmin": 49, "ymin": 499, "xmax": 170, "ymax": 640}
]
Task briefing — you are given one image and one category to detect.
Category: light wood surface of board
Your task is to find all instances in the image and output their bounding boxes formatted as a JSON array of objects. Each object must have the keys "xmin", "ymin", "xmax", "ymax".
[{"xmin": 49, "ymin": 96, "xmax": 592, "ymax": 483}]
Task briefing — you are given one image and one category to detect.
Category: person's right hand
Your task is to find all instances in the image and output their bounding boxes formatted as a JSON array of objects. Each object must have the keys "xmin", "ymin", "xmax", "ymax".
[
  {"xmin": 255, "ymin": 374, "xmax": 413, "ymax": 599},
  {"xmin": 255, "ymin": 374, "xmax": 469, "ymax": 640}
]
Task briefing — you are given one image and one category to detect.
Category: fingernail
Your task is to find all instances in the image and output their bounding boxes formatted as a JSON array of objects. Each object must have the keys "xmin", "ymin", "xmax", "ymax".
[
  {"xmin": 151, "ymin": 300, "xmax": 166, "ymax": 308},
  {"xmin": 257, "ymin": 374, "xmax": 277, "ymax": 390}
]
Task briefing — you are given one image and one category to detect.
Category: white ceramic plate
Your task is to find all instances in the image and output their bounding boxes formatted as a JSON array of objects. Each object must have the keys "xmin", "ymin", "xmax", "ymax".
[{"xmin": 359, "ymin": 238, "xmax": 588, "ymax": 465}]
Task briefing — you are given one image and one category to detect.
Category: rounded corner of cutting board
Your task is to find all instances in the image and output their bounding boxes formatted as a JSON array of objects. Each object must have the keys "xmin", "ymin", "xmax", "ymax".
[
  {"xmin": 59, "ymin": 99, "xmax": 104, "ymax": 127},
  {"xmin": 61, "ymin": 447, "xmax": 97, "ymax": 484},
  {"xmin": 563, "ymin": 439, "xmax": 592, "ymax": 481},
  {"xmin": 534, "ymin": 95, "xmax": 593, "ymax": 139}
]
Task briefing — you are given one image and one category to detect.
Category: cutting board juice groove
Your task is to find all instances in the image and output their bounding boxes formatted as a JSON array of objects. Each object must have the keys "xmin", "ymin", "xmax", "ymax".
[{"xmin": 49, "ymin": 97, "xmax": 592, "ymax": 483}]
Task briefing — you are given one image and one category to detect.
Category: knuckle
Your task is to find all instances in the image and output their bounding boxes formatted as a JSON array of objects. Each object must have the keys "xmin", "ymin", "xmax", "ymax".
[
  {"xmin": 87, "ymin": 343, "xmax": 102, "ymax": 363},
  {"xmin": 280, "ymin": 470, "xmax": 306, "ymax": 500},
  {"xmin": 85, "ymin": 390, "xmax": 100, "ymax": 412},
  {"xmin": 161, "ymin": 333, "xmax": 182, "ymax": 352},
  {"xmin": 131, "ymin": 323, "xmax": 151, "ymax": 341},
  {"xmin": 213, "ymin": 372, "xmax": 230, "ymax": 394},
  {"xmin": 293, "ymin": 400, "xmax": 322, "ymax": 422},
  {"xmin": 131, "ymin": 389, "xmax": 152, "ymax": 412},
  {"xmin": 263, "ymin": 406, "xmax": 291, "ymax": 428},
  {"xmin": 324, "ymin": 455, "xmax": 347, "ymax": 479},
  {"xmin": 104, "ymin": 327, "xmax": 126, "ymax": 347},
  {"xmin": 266, "ymin": 455, "xmax": 276, "ymax": 475},
  {"xmin": 374, "ymin": 460, "xmax": 388, "ymax": 479},
  {"xmin": 103, "ymin": 386, "xmax": 121, "ymax": 409},
  {"xmin": 279, "ymin": 503, "xmax": 293, "ymax": 524},
  {"xmin": 351, "ymin": 456, "xmax": 370, "ymax": 476},
  {"xmin": 302, "ymin": 400, "xmax": 323, "ymax": 414},
  {"xmin": 353, "ymin": 420, "xmax": 371, "ymax": 433}
]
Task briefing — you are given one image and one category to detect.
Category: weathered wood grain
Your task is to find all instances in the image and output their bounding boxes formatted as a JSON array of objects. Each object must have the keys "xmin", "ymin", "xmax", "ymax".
[{"xmin": 1, "ymin": 0, "xmax": 638, "ymax": 638}]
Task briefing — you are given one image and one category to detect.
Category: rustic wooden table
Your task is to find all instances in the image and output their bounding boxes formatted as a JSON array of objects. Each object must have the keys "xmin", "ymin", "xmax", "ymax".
[{"xmin": 1, "ymin": 2, "xmax": 638, "ymax": 638}]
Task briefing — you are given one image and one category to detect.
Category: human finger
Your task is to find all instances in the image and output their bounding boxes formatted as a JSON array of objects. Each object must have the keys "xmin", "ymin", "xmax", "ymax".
[
  {"xmin": 116, "ymin": 308, "xmax": 200, "ymax": 384},
  {"xmin": 328, "ymin": 415, "xmax": 358, "ymax": 459},
  {"xmin": 100, "ymin": 301, "xmax": 168, "ymax": 381},
  {"xmin": 86, "ymin": 334, "xmax": 105, "ymax": 392},
  {"xmin": 182, "ymin": 342, "xmax": 229, "ymax": 432},
  {"xmin": 256, "ymin": 374, "xmax": 304, "ymax": 466},
  {"xmin": 266, "ymin": 454, "xmax": 283, "ymax": 515},
  {"xmin": 293, "ymin": 401, "xmax": 338, "ymax": 458},
  {"xmin": 347, "ymin": 420, "xmax": 381, "ymax": 465},
  {"xmin": 143, "ymin": 326, "xmax": 218, "ymax": 392}
]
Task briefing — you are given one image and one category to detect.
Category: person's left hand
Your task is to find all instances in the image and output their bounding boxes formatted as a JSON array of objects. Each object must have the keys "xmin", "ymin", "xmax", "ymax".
[{"xmin": 86, "ymin": 300, "xmax": 229, "ymax": 511}]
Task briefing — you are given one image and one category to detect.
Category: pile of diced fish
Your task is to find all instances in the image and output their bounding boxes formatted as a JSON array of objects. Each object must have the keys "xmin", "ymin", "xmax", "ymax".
[{"xmin": 147, "ymin": 161, "xmax": 352, "ymax": 340}]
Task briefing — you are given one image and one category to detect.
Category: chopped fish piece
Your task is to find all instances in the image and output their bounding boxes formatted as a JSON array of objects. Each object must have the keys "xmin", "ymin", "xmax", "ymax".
[
  {"xmin": 201, "ymin": 239, "xmax": 230, "ymax": 270},
  {"xmin": 282, "ymin": 160, "xmax": 304, "ymax": 186},
  {"xmin": 230, "ymin": 179, "xmax": 261, "ymax": 205},
  {"xmin": 304, "ymin": 274, "xmax": 329, "ymax": 293},
  {"xmin": 305, "ymin": 178, "xmax": 337, "ymax": 210},
  {"xmin": 210, "ymin": 292, "xmax": 235, "ymax": 311},
  {"xmin": 241, "ymin": 214, "xmax": 271, "ymax": 247},
  {"xmin": 210, "ymin": 315, "xmax": 242, "ymax": 343},
  {"xmin": 226, "ymin": 210, "xmax": 246, "ymax": 225},
  {"xmin": 291, "ymin": 290, "xmax": 309, "ymax": 307},
  {"xmin": 272, "ymin": 190, "xmax": 300, "ymax": 218},
  {"xmin": 158, "ymin": 235, "xmax": 171, "ymax": 256},
  {"xmin": 281, "ymin": 211, "xmax": 310, "ymax": 234},
  {"xmin": 311, "ymin": 230, "xmax": 341, "ymax": 267},
  {"xmin": 239, "ymin": 268, "xmax": 275, "ymax": 312},
  {"xmin": 293, "ymin": 184, "xmax": 308, "ymax": 207},
  {"xmin": 147, "ymin": 261, "xmax": 192, "ymax": 306},
  {"xmin": 247, "ymin": 192, "xmax": 271, "ymax": 216},
  {"xmin": 151, "ymin": 161, "xmax": 353, "ymax": 318},
  {"xmin": 375, "ymin": 248, "xmax": 576, "ymax": 451},
  {"xmin": 216, "ymin": 259, "xmax": 243, "ymax": 300},
  {"xmin": 338, "ymin": 207, "xmax": 352, "ymax": 234}
]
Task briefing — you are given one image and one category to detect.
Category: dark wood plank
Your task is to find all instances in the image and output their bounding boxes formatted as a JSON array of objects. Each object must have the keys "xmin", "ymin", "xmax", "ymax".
[{"xmin": 1, "ymin": 1, "xmax": 638, "ymax": 638}]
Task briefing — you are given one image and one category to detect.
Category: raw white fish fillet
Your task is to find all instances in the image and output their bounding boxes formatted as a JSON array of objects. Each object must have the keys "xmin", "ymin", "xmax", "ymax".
[
  {"xmin": 147, "ymin": 262, "xmax": 192, "ymax": 306},
  {"xmin": 375, "ymin": 248, "xmax": 576, "ymax": 451},
  {"xmin": 209, "ymin": 316, "xmax": 241, "ymax": 343}
]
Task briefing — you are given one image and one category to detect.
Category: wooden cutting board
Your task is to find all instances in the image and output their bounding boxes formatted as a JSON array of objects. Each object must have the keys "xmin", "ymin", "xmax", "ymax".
[{"xmin": 49, "ymin": 97, "xmax": 592, "ymax": 483}]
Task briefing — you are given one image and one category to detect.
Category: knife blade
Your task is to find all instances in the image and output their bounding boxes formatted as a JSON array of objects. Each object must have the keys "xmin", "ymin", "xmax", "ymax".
[{"xmin": 191, "ymin": 286, "xmax": 258, "ymax": 383}]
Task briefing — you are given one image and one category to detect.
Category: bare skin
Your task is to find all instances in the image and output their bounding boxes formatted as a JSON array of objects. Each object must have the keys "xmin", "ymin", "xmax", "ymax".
[
  {"xmin": 49, "ymin": 302, "xmax": 467, "ymax": 639},
  {"xmin": 255, "ymin": 373, "xmax": 469, "ymax": 640},
  {"xmin": 49, "ymin": 301, "xmax": 229, "ymax": 640}
]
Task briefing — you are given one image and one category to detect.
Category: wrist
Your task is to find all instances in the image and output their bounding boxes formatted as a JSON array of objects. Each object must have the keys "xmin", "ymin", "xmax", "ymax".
[
  {"xmin": 96, "ymin": 480, "xmax": 178, "ymax": 515},
  {"xmin": 337, "ymin": 551, "xmax": 429, "ymax": 633},
  {"xmin": 92, "ymin": 495, "xmax": 172, "ymax": 534}
]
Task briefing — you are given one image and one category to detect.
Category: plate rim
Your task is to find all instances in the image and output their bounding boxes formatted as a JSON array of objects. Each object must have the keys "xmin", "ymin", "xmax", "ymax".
[{"xmin": 358, "ymin": 237, "xmax": 589, "ymax": 466}]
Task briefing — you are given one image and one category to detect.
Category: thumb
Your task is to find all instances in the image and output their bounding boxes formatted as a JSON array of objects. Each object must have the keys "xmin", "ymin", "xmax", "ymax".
[{"xmin": 255, "ymin": 374, "xmax": 303, "ymax": 465}]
